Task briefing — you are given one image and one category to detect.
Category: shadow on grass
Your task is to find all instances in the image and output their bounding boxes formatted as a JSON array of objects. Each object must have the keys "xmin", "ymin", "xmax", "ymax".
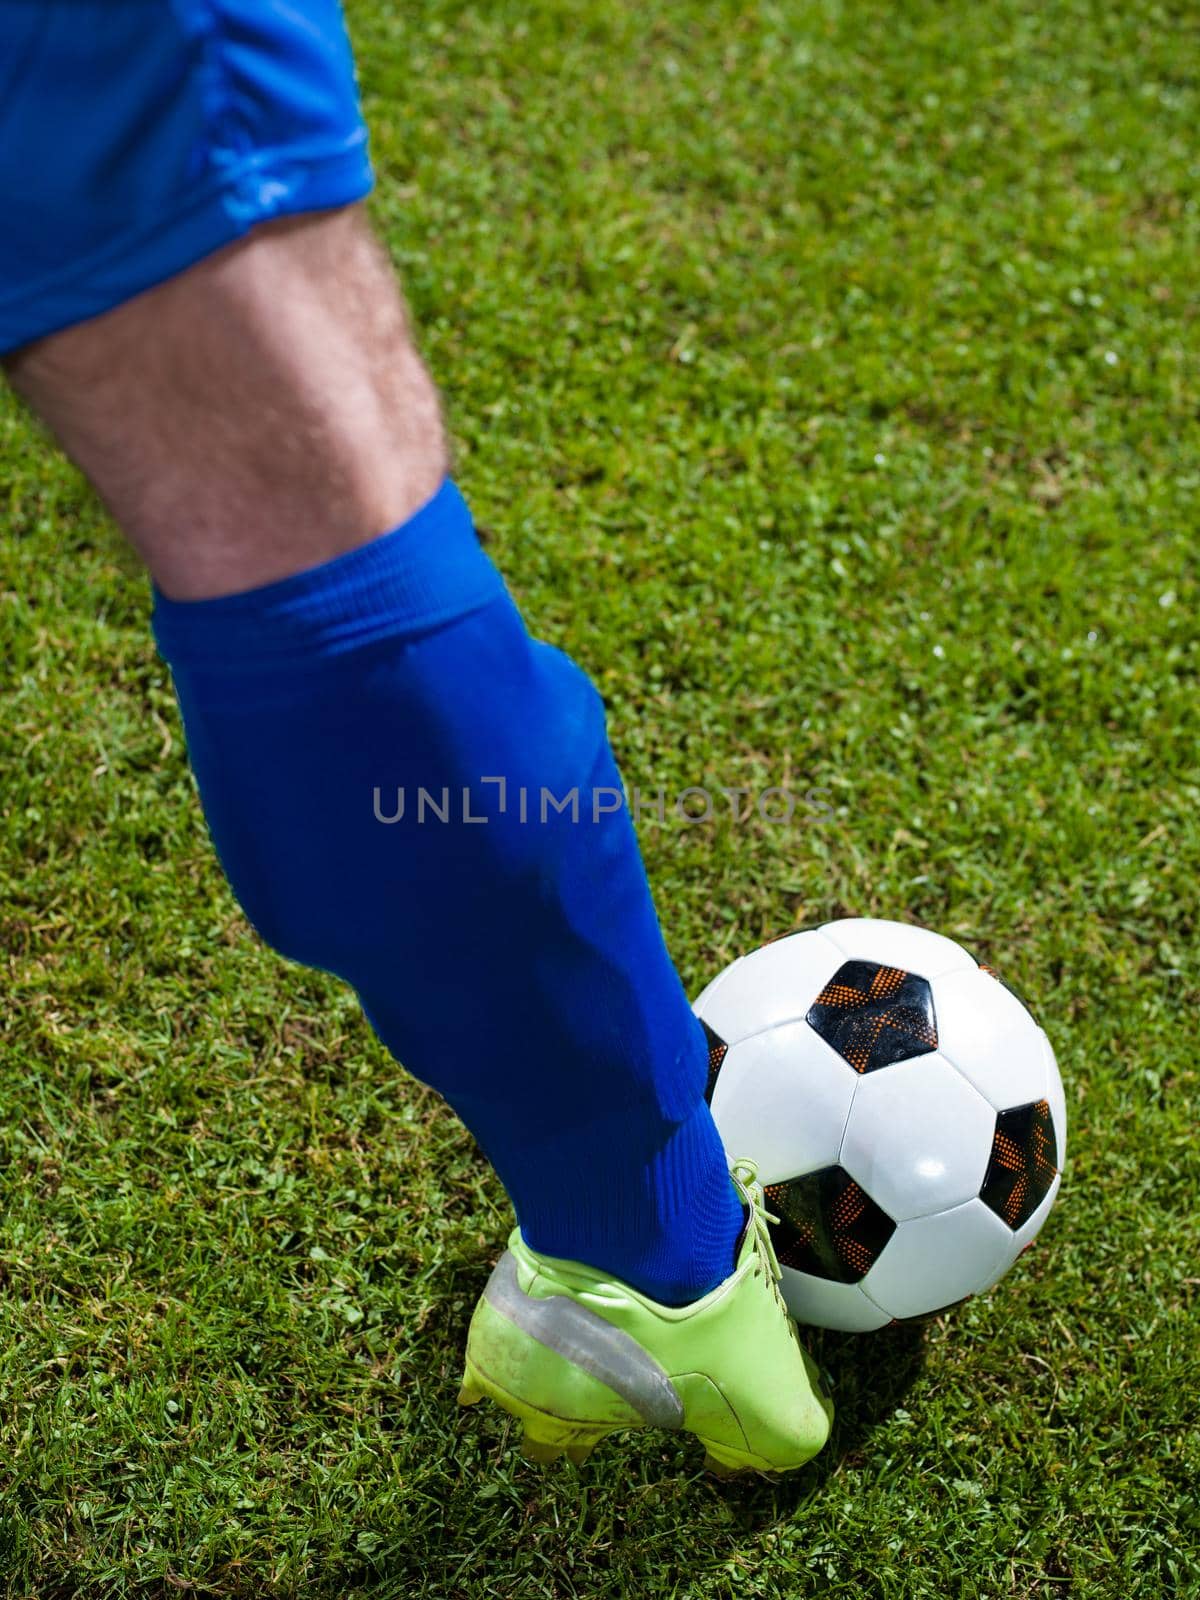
[
  {"xmin": 326, "ymin": 1310, "xmax": 930, "ymax": 1598},
  {"xmin": 811, "ymin": 1317, "xmax": 929, "ymax": 1468}
]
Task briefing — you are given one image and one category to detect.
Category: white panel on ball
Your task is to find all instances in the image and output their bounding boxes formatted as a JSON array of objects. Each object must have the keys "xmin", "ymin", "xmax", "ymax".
[
  {"xmin": 840, "ymin": 1054, "xmax": 995, "ymax": 1222},
  {"xmin": 780, "ymin": 1268, "xmax": 892, "ymax": 1332},
  {"xmin": 820, "ymin": 917, "xmax": 976, "ymax": 980},
  {"xmin": 1043, "ymin": 1031, "xmax": 1068, "ymax": 1160},
  {"xmin": 692, "ymin": 957, "xmax": 744, "ymax": 1017},
  {"xmin": 708, "ymin": 1022, "xmax": 857, "ymax": 1186},
  {"xmin": 862, "ymin": 1199, "xmax": 1015, "ymax": 1320},
  {"xmin": 934, "ymin": 966, "xmax": 1047, "ymax": 1111},
  {"xmin": 693, "ymin": 930, "xmax": 845, "ymax": 1045}
]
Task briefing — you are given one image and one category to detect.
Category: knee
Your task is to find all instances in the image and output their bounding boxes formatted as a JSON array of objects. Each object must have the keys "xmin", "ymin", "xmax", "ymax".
[{"xmin": 10, "ymin": 204, "xmax": 453, "ymax": 598}]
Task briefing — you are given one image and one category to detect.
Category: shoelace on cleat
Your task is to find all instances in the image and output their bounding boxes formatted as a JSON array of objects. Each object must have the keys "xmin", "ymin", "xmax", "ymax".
[{"xmin": 730, "ymin": 1157, "xmax": 789, "ymax": 1318}]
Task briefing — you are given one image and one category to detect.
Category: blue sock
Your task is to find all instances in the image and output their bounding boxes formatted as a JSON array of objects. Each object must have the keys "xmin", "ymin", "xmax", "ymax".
[{"xmin": 152, "ymin": 482, "xmax": 743, "ymax": 1304}]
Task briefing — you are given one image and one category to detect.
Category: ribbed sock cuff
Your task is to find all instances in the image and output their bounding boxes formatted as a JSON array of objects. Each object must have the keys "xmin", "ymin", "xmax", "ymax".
[
  {"xmin": 151, "ymin": 479, "xmax": 506, "ymax": 675},
  {"xmin": 512, "ymin": 1096, "xmax": 745, "ymax": 1306}
]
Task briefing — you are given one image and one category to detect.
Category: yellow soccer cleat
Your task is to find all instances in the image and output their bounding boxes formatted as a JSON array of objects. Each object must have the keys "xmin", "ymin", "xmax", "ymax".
[{"xmin": 459, "ymin": 1160, "xmax": 833, "ymax": 1475}]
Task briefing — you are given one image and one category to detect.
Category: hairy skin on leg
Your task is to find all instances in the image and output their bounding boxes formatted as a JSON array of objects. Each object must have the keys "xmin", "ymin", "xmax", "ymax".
[{"xmin": 3, "ymin": 205, "xmax": 447, "ymax": 599}]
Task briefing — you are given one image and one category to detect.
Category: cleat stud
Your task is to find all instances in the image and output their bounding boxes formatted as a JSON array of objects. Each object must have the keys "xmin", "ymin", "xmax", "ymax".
[
  {"xmin": 703, "ymin": 1451, "xmax": 740, "ymax": 1479},
  {"xmin": 565, "ymin": 1443, "xmax": 595, "ymax": 1466},
  {"xmin": 457, "ymin": 1378, "xmax": 484, "ymax": 1407}
]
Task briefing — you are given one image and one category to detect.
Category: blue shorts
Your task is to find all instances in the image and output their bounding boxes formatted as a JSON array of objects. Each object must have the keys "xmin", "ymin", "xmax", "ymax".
[{"xmin": 0, "ymin": 0, "xmax": 373, "ymax": 354}]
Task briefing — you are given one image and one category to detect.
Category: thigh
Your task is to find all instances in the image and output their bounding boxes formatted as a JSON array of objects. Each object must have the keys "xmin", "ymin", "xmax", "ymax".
[
  {"xmin": 5, "ymin": 208, "xmax": 447, "ymax": 600},
  {"xmin": 0, "ymin": 0, "xmax": 373, "ymax": 356},
  {"xmin": 0, "ymin": 4, "xmax": 446, "ymax": 600}
]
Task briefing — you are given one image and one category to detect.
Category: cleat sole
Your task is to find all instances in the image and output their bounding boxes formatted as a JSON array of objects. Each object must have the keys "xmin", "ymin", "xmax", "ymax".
[
  {"xmin": 700, "ymin": 1438, "xmax": 784, "ymax": 1478},
  {"xmin": 521, "ymin": 1432, "xmax": 565, "ymax": 1464},
  {"xmin": 703, "ymin": 1450, "xmax": 741, "ymax": 1479},
  {"xmin": 459, "ymin": 1356, "xmax": 621, "ymax": 1464}
]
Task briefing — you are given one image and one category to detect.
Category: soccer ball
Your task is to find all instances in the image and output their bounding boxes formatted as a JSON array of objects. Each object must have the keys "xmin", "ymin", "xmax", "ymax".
[{"xmin": 695, "ymin": 918, "xmax": 1065, "ymax": 1331}]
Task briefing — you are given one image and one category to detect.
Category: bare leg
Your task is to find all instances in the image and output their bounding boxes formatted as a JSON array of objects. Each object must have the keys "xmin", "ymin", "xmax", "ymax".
[{"xmin": 5, "ymin": 205, "xmax": 446, "ymax": 599}]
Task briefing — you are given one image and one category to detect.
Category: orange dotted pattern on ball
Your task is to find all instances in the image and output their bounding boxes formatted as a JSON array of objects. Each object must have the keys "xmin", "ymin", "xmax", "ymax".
[
  {"xmin": 764, "ymin": 1170, "xmax": 895, "ymax": 1283},
  {"xmin": 807, "ymin": 960, "xmax": 938, "ymax": 1074},
  {"xmin": 699, "ymin": 1020, "xmax": 728, "ymax": 1104},
  {"xmin": 980, "ymin": 1098, "xmax": 1058, "ymax": 1230}
]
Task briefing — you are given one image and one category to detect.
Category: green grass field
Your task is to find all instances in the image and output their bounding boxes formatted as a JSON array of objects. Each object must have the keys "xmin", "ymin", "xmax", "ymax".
[{"xmin": 2, "ymin": 0, "xmax": 1198, "ymax": 1594}]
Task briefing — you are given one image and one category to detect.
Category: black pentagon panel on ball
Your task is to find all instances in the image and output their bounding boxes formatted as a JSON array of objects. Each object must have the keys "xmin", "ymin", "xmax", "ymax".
[
  {"xmin": 980, "ymin": 1098, "xmax": 1058, "ymax": 1230},
  {"xmin": 805, "ymin": 959, "xmax": 938, "ymax": 1073},
  {"xmin": 764, "ymin": 1165, "xmax": 897, "ymax": 1283},
  {"xmin": 700, "ymin": 1019, "xmax": 727, "ymax": 1105}
]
